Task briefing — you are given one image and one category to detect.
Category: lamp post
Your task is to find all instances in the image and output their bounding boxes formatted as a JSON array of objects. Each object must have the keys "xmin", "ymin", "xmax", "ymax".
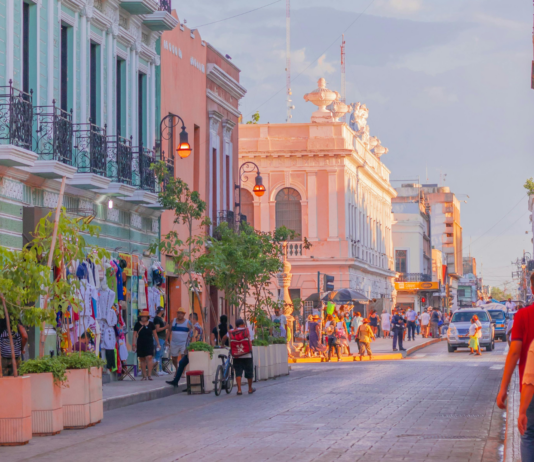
[
  {"xmin": 234, "ymin": 161, "xmax": 266, "ymax": 225},
  {"xmin": 158, "ymin": 113, "xmax": 192, "ymax": 171}
]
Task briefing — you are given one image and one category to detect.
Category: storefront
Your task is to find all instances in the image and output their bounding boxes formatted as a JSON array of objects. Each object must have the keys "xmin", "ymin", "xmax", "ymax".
[{"xmin": 394, "ymin": 281, "xmax": 440, "ymax": 313}]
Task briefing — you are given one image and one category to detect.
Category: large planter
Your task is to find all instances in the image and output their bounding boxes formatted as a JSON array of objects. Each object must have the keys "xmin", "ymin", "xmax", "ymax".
[
  {"xmin": 29, "ymin": 373, "xmax": 63, "ymax": 436},
  {"xmin": 253, "ymin": 346, "xmax": 268, "ymax": 381},
  {"xmin": 267, "ymin": 345, "xmax": 276, "ymax": 378},
  {"xmin": 280, "ymin": 344, "xmax": 289, "ymax": 375},
  {"xmin": 62, "ymin": 367, "xmax": 103, "ymax": 429},
  {"xmin": 0, "ymin": 376, "xmax": 32, "ymax": 446},
  {"xmin": 189, "ymin": 351, "xmax": 212, "ymax": 392}
]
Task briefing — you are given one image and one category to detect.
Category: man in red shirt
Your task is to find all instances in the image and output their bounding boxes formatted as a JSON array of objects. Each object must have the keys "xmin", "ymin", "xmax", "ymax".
[{"xmin": 497, "ymin": 273, "xmax": 534, "ymax": 458}]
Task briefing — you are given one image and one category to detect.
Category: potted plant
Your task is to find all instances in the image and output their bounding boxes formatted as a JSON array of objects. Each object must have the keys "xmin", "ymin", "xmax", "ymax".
[
  {"xmin": 19, "ymin": 357, "xmax": 67, "ymax": 436},
  {"xmin": 58, "ymin": 352, "xmax": 105, "ymax": 429},
  {"xmin": 187, "ymin": 341, "xmax": 215, "ymax": 392}
]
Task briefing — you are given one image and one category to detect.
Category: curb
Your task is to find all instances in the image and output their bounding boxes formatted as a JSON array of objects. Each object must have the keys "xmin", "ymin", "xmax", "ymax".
[
  {"xmin": 404, "ymin": 337, "xmax": 447, "ymax": 357},
  {"xmin": 103, "ymin": 383, "xmax": 187, "ymax": 412}
]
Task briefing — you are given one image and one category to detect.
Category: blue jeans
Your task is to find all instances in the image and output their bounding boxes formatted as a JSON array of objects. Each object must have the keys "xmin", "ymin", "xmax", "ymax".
[
  {"xmin": 393, "ymin": 329, "xmax": 404, "ymax": 350},
  {"xmin": 154, "ymin": 338, "xmax": 165, "ymax": 371},
  {"xmin": 169, "ymin": 354, "xmax": 189, "ymax": 385},
  {"xmin": 416, "ymin": 324, "xmax": 421, "ymax": 334},
  {"xmin": 407, "ymin": 321, "xmax": 416, "ymax": 340},
  {"xmin": 522, "ymin": 394, "xmax": 534, "ymax": 460}
]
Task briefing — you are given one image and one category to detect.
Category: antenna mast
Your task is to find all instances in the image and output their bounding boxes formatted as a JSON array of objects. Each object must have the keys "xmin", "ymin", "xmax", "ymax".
[
  {"xmin": 286, "ymin": 0, "xmax": 293, "ymax": 122},
  {"xmin": 341, "ymin": 34, "xmax": 346, "ymax": 122}
]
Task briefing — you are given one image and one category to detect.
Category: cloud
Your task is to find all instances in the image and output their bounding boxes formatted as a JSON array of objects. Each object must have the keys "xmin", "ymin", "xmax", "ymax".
[
  {"xmin": 388, "ymin": 0, "xmax": 422, "ymax": 13},
  {"xmin": 422, "ymin": 86, "xmax": 458, "ymax": 104}
]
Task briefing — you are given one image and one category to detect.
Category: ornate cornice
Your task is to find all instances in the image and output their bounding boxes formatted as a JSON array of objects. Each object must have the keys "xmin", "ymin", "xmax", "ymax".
[
  {"xmin": 206, "ymin": 89, "xmax": 241, "ymax": 118},
  {"xmin": 206, "ymin": 63, "xmax": 246, "ymax": 100}
]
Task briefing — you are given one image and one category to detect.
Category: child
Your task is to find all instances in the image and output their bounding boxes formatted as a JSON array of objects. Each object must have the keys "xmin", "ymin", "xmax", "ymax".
[
  {"xmin": 326, "ymin": 325, "xmax": 341, "ymax": 362},
  {"xmin": 356, "ymin": 318, "xmax": 375, "ymax": 361},
  {"xmin": 469, "ymin": 318, "xmax": 481, "ymax": 356}
]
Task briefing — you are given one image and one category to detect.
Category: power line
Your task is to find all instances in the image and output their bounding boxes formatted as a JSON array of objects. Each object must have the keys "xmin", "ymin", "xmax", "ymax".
[
  {"xmin": 250, "ymin": 0, "xmax": 376, "ymax": 116},
  {"xmin": 470, "ymin": 194, "xmax": 526, "ymax": 247},
  {"xmin": 472, "ymin": 210, "xmax": 530, "ymax": 250},
  {"xmin": 190, "ymin": 0, "xmax": 283, "ymax": 29}
]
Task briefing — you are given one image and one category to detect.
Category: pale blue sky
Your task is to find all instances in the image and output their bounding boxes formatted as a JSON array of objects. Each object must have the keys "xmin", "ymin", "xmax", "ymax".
[{"xmin": 176, "ymin": 0, "xmax": 534, "ymax": 292}]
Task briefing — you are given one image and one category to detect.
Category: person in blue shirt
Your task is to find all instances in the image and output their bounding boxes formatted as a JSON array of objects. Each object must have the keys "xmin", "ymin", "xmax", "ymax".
[{"xmin": 391, "ymin": 309, "xmax": 406, "ymax": 352}]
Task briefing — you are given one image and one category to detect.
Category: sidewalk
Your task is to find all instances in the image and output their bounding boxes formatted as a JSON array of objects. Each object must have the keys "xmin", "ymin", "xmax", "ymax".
[
  {"xmin": 505, "ymin": 370, "xmax": 522, "ymax": 462},
  {"xmin": 291, "ymin": 335, "xmax": 445, "ymax": 363}
]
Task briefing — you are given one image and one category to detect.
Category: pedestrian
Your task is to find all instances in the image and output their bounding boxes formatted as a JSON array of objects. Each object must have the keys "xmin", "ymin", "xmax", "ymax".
[
  {"xmin": 507, "ymin": 314, "xmax": 514, "ymax": 347},
  {"xmin": 221, "ymin": 319, "xmax": 255, "ymax": 395},
  {"xmin": 0, "ymin": 318, "xmax": 28, "ymax": 376},
  {"xmin": 344, "ymin": 312, "xmax": 352, "ymax": 342},
  {"xmin": 336, "ymin": 315, "xmax": 350, "ymax": 356},
  {"xmin": 369, "ymin": 309, "xmax": 379, "ymax": 336},
  {"xmin": 153, "ymin": 307, "xmax": 168, "ymax": 376},
  {"xmin": 351, "ymin": 311, "xmax": 363, "ymax": 351},
  {"xmin": 73, "ymin": 332, "xmax": 90, "ymax": 352},
  {"xmin": 211, "ymin": 314, "xmax": 233, "ymax": 347},
  {"xmin": 391, "ymin": 309, "xmax": 406, "ymax": 352},
  {"xmin": 308, "ymin": 314, "xmax": 327, "ymax": 358},
  {"xmin": 415, "ymin": 315, "xmax": 421, "ymax": 336},
  {"xmin": 472, "ymin": 315, "xmax": 482, "ymax": 355},
  {"xmin": 167, "ymin": 307, "xmax": 193, "ymax": 369},
  {"xmin": 356, "ymin": 318, "xmax": 374, "ymax": 361},
  {"xmin": 381, "ymin": 309, "xmax": 391, "ymax": 339},
  {"xmin": 406, "ymin": 308, "xmax": 417, "ymax": 341},
  {"xmin": 192, "ymin": 313, "xmax": 203, "ymax": 342},
  {"xmin": 468, "ymin": 318, "xmax": 481, "ymax": 356},
  {"xmin": 430, "ymin": 307, "xmax": 440, "ymax": 338},
  {"xmin": 506, "ymin": 298, "xmax": 516, "ymax": 313},
  {"xmin": 497, "ymin": 273, "xmax": 534, "ymax": 461},
  {"xmin": 326, "ymin": 324, "xmax": 341, "ymax": 362},
  {"xmin": 476, "ymin": 296, "xmax": 485, "ymax": 307},
  {"xmin": 133, "ymin": 310, "xmax": 160, "ymax": 381},
  {"xmin": 420, "ymin": 308, "xmax": 430, "ymax": 338},
  {"xmin": 271, "ymin": 307, "xmax": 287, "ymax": 338}
]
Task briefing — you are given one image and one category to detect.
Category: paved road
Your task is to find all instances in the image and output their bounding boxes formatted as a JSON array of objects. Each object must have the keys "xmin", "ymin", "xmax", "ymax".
[{"xmin": 3, "ymin": 341, "xmax": 508, "ymax": 462}]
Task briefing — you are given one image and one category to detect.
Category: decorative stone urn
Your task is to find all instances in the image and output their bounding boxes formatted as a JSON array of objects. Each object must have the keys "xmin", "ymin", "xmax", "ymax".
[
  {"xmin": 329, "ymin": 100, "xmax": 351, "ymax": 122},
  {"xmin": 303, "ymin": 78, "xmax": 339, "ymax": 123}
]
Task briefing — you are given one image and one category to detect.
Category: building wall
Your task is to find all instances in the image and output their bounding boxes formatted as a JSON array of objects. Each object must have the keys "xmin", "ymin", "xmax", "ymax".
[{"xmin": 392, "ymin": 203, "xmax": 426, "ymax": 274}]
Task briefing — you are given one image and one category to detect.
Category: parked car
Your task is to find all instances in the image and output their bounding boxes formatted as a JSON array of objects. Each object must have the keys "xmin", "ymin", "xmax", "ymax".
[
  {"xmin": 485, "ymin": 304, "xmax": 507, "ymax": 342},
  {"xmin": 447, "ymin": 308, "xmax": 495, "ymax": 352}
]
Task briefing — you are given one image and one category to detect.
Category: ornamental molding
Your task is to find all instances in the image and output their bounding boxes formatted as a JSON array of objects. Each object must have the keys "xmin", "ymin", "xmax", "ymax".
[
  {"xmin": 208, "ymin": 110, "xmax": 223, "ymax": 132},
  {"xmin": 107, "ymin": 207, "xmax": 120, "ymax": 223},
  {"xmin": 44, "ymin": 191, "xmax": 60, "ymax": 209},
  {"xmin": 152, "ymin": 218, "xmax": 159, "ymax": 234},
  {"xmin": 130, "ymin": 213, "xmax": 142, "ymax": 229},
  {"xmin": 0, "ymin": 178, "xmax": 24, "ymax": 202},
  {"xmin": 206, "ymin": 89, "xmax": 241, "ymax": 118},
  {"xmin": 222, "ymin": 119, "xmax": 236, "ymax": 142},
  {"xmin": 206, "ymin": 63, "xmax": 247, "ymax": 100}
]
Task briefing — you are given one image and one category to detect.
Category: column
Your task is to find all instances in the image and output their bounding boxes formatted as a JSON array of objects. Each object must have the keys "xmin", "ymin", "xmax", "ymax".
[
  {"xmin": 125, "ymin": 47, "xmax": 130, "ymax": 137},
  {"xmin": 47, "ymin": 0, "xmax": 54, "ymax": 104},
  {"xmin": 35, "ymin": 1, "xmax": 41, "ymax": 104},
  {"xmin": 6, "ymin": 0, "xmax": 14, "ymax": 84},
  {"xmin": 222, "ymin": 119, "xmax": 235, "ymax": 211},
  {"xmin": 72, "ymin": 13, "xmax": 78, "ymax": 123},
  {"xmin": 80, "ymin": 11, "xmax": 88, "ymax": 123},
  {"xmin": 106, "ymin": 29, "xmax": 113, "ymax": 132},
  {"xmin": 208, "ymin": 111, "xmax": 223, "ymax": 227},
  {"xmin": 307, "ymin": 172, "xmax": 317, "ymax": 239},
  {"xmin": 328, "ymin": 170, "xmax": 338, "ymax": 239}
]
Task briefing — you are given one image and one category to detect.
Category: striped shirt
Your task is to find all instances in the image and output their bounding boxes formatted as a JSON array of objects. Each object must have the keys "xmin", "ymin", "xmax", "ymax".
[{"xmin": 0, "ymin": 327, "xmax": 22, "ymax": 358}]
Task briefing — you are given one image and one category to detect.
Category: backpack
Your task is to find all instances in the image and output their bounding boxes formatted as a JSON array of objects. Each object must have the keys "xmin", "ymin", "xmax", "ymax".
[{"xmin": 229, "ymin": 327, "xmax": 251, "ymax": 357}]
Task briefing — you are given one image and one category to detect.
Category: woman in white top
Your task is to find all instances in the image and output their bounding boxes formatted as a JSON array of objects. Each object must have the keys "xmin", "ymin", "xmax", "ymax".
[{"xmin": 381, "ymin": 310, "xmax": 391, "ymax": 338}]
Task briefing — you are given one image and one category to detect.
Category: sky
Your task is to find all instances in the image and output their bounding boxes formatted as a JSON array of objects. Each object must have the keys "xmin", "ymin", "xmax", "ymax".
[{"xmin": 174, "ymin": 0, "xmax": 534, "ymax": 293}]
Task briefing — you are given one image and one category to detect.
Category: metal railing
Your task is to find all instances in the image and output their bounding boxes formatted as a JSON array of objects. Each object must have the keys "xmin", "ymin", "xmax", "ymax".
[
  {"xmin": 107, "ymin": 134, "xmax": 133, "ymax": 185},
  {"xmin": 33, "ymin": 101, "xmax": 73, "ymax": 165},
  {"xmin": 217, "ymin": 210, "xmax": 237, "ymax": 230},
  {"xmin": 286, "ymin": 241, "xmax": 303, "ymax": 257},
  {"xmin": 396, "ymin": 273, "xmax": 432, "ymax": 282},
  {"xmin": 73, "ymin": 120, "xmax": 107, "ymax": 176},
  {"xmin": 133, "ymin": 144, "xmax": 156, "ymax": 192},
  {"xmin": 0, "ymin": 81, "xmax": 33, "ymax": 150}
]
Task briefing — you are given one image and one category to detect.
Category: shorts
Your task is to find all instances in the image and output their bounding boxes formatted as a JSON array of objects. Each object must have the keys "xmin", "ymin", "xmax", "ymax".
[
  {"xmin": 2, "ymin": 356, "xmax": 21, "ymax": 376},
  {"xmin": 171, "ymin": 344, "xmax": 186, "ymax": 357},
  {"xmin": 469, "ymin": 337, "xmax": 479, "ymax": 349},
  {"xmin": 233, "ymin": 357, "xmax": 254, "ymax": 379}
]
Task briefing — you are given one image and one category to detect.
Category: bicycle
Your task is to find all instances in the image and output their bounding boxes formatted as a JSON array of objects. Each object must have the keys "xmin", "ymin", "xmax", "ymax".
[{"xmin": 213, "ymin": 352, "xmax": 234, "ymax": 396}]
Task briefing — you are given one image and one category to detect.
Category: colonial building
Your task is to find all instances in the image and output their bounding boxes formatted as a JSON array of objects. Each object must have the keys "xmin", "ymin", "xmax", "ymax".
[{"xmin": 238, "ymin": 78, "xmax": 396, "ymax": 309}]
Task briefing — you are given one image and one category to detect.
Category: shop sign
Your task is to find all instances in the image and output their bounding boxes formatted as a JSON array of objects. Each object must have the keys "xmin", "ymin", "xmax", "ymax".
[
  {"xmin": 119, "ymin": 253, "xmax": 132, "ymax": 277},
  {"xmin": 395, "ymin": 281, "xmax": 439, "ymax": 291}
]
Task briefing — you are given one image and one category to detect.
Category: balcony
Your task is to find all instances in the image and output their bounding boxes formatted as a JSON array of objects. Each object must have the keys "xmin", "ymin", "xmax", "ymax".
[
  {"xmin": 120, "ymin": 0, "xmax": 158, "ymax": 15},
  {"xmin": 217, "ymin": 210, "xmax": 237, "ymax": 230},
  {"xmin": 24, "ymin": 102, "xmax": 77, "ymax": 178},
  {"xmin": 443, "ymin": 235, "xmax": 453, "ymax": 245},
  {"xmin": 0, "ymin": 82, "xmax": 38, "ymax": 167},
  {"xmin": 286, "ymin": 241, "xmax": 304, "ymax": 258},
  {"xmin": 445, "ymin": 216, "xmax": 453, "ymax": 224},
  {"xmin": 99, "ymin": 134, "xmax": 136, "ymax": 196},
  {"xmin": 123, "ymin": 145, "xmax": 158, "ymax": 204},
  {"xmin": 143, "ymin": 0, "xmax": 178, "ymax": 31},
  {"xmin": 396, "ymin": 273, "xmax": 432, "ymax": 282},
  {"xmin": 69, "ymin": 121, "xmax": 111, "ymax": 190}
]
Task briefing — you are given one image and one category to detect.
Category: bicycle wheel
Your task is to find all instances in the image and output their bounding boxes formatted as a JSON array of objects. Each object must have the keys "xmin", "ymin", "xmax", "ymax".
[
  {"xmin": 225, "ymin": 366, "xmax": 234, "ymax": 394},
  {"xmin": 214, "ymin": 365, "xmax": 223, "ymax": 396}
]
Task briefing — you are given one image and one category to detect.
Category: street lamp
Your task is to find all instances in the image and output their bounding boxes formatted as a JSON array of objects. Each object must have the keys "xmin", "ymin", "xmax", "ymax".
[
  {"xmin": 235, "ymin": 161, "xmax": 265, "ymax": 224},
  {"xmin": 159, "ymin": 113, "xmax": 191, "ymax": 168}
]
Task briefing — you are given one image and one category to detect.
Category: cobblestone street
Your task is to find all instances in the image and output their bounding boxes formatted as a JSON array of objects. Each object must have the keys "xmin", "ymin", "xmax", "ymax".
[{"xmin": 2, "ymin": 342, "xmax": 507, "ymax": 462}]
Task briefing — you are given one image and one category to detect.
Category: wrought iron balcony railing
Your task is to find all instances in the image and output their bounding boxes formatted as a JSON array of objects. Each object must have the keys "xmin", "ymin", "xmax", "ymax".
[
  {"xmin": 133, "ymin": 144, "xmax": 156, "ymax": 192},
  {"xmin": 396, "ymin": 273, "xmax": 432, "ymax": 282},
  {"xmin": 73, "ymin": 120, "xmax": 107, "ymax": 176},
  {"xmin": 217, "ymin": 210, "xmax": 237, "ymax": 230},
  {"xmin": 159, "ymin": 0, "xmax": 171, "ymax": 13},
  {"xmin": 0, "ymin": 81, "xmax": 33, "ymax": 150},
  {"xmin": 107, "ymin": 134, "xmax": 133, "ymax": 185},
  {"xmin": 33, "ymin": 101, "xmax": 73, "ymax": 165}
]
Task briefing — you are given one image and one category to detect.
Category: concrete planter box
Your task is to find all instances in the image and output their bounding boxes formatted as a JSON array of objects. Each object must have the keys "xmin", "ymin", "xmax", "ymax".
[
  {"xmin": 280, "ymin": 345, "xmax": 289, "ymax": 375},
  {"xmin": 63, "ymin": 367, "xmax": 103, "ymax": 429},
  {"xmin": 188, "ymin": 349, "xmax": 229, "ymax": 393},
  {"xmin": 28, "ymin": 373, "xmax": 63, "ymax": 436},
  {"xmin": 253, "ymin": 346, "xmax": 269, "ymax": 381},
  {"xmin": 0, "ymin": 376, "xmax": 32, "ymax": 446},
  {"xmin": 267, "ymin": 345, "xmax": 276, "ymax": 378}
]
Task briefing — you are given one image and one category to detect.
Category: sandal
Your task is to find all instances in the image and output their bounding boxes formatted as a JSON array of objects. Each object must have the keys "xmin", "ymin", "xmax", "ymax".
[
  {"xmin": 237, "ymin": 391, "xmax": 243, "ymax": 395},
  {"xmin": 248, "ymin": 388, "xmax": 256, "ymax": 394},
  {"xmin": 148, "ymin": 376, "xmax": 153, "ymax": 381}
]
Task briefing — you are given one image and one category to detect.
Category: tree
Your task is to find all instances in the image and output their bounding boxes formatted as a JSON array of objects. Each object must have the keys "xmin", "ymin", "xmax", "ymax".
[
  {"xmin": 150, "ymin": 161, "xmax": 210, "ymax": 329},
  {"xmin": 246, "ymin": 111, "xmax": 260, "ymax": 125},
  {"xmin": 490, "ymin": 286, "xmax": 512, "ymax": 301},
  {"xmin": 524, "ymin": 178, "xmax": 534, "ymax": 196}
]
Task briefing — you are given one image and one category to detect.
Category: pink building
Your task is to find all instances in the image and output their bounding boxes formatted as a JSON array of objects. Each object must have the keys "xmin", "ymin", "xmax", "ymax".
[{"xmin": 238, "ymin": 79, "xmax": 397, "ymax": 309}]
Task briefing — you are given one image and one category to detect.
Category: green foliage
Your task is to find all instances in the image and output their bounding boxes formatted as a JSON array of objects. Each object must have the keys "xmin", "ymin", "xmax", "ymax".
[
  {"xmin": 19, "ymin": 357, "xmax": 67, "ymax": 385},
  {"xmin": 271, "ymin": 337, "xmax": 288, "ymax": 344},
  {"xmin": 491, "ymin": 287, "xmax": 512, "ymax": 301},
  {"xmin": 58, "ymin": 352, "xmax": 106, "ymax": 370},
  {"xmin": 246, "ymin": 111, "xmax": 260, "ymax": 124},
  {"xmin": 187, "ymin": 341, "xmax": 214, "ymax": 359},
  {"xmin": 524, "ymin": 178, "xmax": 534, "ymax": 196},
  {"xmin": 252, "ymin": 339, "xmax": 269, "ymax": 347}
]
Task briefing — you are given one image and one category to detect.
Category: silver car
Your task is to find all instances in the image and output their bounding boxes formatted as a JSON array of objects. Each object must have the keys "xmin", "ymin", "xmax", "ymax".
[{"xmin": 447, "ymin": 309, "xmax": 495, "ymax": 352}]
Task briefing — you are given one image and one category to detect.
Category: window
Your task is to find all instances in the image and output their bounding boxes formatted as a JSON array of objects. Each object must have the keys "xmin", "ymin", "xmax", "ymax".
[
  {"xmin": 116, "ymin": 59, "xmax": 125, "ymax": 135},
  {"xmin": 90, "ymin": 43, "xmax": 100, "ymax": 124},
  {"xmin": 275, "ymin": 188, "xmax": 302, "ymax": 237},
  {"xmin": 60, "ymin": 26, "xmax": 68, "ymax": 111},
  {"xmin": 395, "ymin": 250, "xmax": 407, "ymax": 273},
  {"xmin": 240, "ymin": 189, "xmax": 254, "ymax": 226}
]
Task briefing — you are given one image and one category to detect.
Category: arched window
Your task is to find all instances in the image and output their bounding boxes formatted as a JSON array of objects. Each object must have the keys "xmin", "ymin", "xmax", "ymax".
[
  {"xmin": 275, "ymin": 187, "xmax": 302, "ymax": 237},
  {"xmin": 240, "ymin": 188, "xmax": 254, "ymax": 226}
]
